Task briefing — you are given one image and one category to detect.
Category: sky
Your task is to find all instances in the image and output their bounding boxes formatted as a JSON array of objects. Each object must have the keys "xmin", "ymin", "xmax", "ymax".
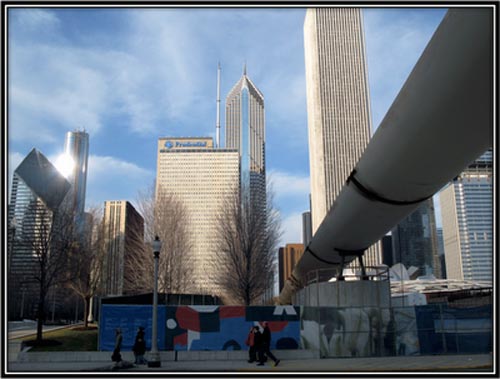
[{"xmin": 6, "ymin": 6, "xmax": 447, "ymax": 246}]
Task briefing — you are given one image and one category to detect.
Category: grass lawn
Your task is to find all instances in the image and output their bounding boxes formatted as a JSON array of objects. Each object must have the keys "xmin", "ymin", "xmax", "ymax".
[{"xmin": 22, "ymin": 325, "xmax": 98, "ymax": 352}]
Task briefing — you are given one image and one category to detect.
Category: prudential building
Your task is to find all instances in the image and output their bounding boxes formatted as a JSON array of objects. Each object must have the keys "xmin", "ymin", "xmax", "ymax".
[{"xmin": 156, "ymin": 137, "xmax": 239, "ymax": 296}]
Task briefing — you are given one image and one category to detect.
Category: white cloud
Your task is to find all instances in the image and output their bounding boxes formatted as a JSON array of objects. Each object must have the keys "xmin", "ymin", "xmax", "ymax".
[
  {"xmin": 268, "ymin": 172, "xmax": 310, "ymax": 245},
  {"xmin": 12, "ymin": 9, "xmax": 61, "ymax": 31},
  {"xmin": 8, "ymin": 9, "xmax": 219, "ymax": 142},
  {"xmin": 7, "ymin": 152, "xmax": 26, "ymax": 193},
  {"xmin": 85, "ymin": 155, "xmax": 155, "ymax": 208},
  {"xmin": 8, "ymin": 151, "xmax": 25, "ymax": 174},
  {"xmin": 279, "ymin": 212, "xmax": 304, "ymax": 246},
  {"xmin": 364, "ymin": 9, "xmax": 446, "ymax": 129},
  {"xmin": 9, "ymin": 44, "xmax": 114, "ymax": 141},
  {"xmin": 268, "ymin": 170, "xmax": 310, "ymax": 199}
]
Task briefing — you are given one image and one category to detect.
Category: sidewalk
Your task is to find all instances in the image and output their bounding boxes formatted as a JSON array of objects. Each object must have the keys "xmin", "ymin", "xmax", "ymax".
[{"xmin": 7, "ymin": 353, "xmax": 494, "ymax": 374}]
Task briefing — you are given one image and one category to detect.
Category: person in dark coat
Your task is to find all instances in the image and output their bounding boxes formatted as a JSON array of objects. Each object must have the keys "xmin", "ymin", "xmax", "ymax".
[
  {"xmin": 254, "ymin": 325, "xmax": 264, "ymax": 363},
  {"xmin": 111, "ymin": 328, "xmax": 123, "ymax": 364},
  {"xmin": 258, "ymin": 322, "xmax": 280, "ymax": 367},
  {"xmin": 245, "ymin": 326, "xmax": 260, "ymax": 363},
  {"xmin": 132, "ymin": 326, "xmax": 147, "ymax": 365}
]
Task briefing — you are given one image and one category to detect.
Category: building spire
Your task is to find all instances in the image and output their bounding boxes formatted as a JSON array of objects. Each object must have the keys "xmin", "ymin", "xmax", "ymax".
[
  {"xmin": 243, "ymin": 61, "xmax": 247, "ymax": 76},
  {"xmin": 216, "ymin": 62, "xmax": 221, "ymax": 149}
]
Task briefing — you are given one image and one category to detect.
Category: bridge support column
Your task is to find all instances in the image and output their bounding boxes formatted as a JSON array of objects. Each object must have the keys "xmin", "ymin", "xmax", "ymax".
[{"xmin": 336, "ymin": 249, "xmax": 367, "ymax": 281}]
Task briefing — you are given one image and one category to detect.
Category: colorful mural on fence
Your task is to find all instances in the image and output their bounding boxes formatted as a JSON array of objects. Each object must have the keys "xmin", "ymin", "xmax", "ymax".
[
  {"xmin": 99, "ymin": 304, "xmax": 492, "ymax": 356},
  {"xmin": 99, "ymin": 305, "xmax": 300, "ymax": 351},
  {"xmin": 165, "ymin": 305, "xmax": 300, "ymax": 351}
]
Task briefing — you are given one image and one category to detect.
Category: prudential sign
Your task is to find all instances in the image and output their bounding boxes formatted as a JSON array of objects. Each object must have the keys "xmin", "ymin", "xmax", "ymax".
[{"xmin": 164, "ymin": 140, "xmax": 208, "ymax": 149}]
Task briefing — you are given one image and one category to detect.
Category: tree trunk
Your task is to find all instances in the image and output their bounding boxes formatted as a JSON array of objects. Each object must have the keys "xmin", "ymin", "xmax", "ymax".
[
  {"xmin": 36, "ymin": 266, "xmax": 46, "ymax": 343},
  {"xmin": 83, "ymin": 296, "xmax": 90, "ymax": 328},
  {"xmin": 36, "ymin": 297, "xmax": 45, "ymax": 342}
]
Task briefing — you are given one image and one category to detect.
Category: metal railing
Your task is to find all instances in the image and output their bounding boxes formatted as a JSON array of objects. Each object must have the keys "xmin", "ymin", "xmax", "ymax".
[{"xmin": 305, "ymin": 265, "xmax": 390, "ymax": 286}]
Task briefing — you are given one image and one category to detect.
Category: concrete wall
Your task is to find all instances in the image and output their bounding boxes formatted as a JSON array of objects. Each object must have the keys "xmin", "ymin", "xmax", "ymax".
[{"xmin": 296, "ymin": 280, "xmax": 391, "ymax": 307}]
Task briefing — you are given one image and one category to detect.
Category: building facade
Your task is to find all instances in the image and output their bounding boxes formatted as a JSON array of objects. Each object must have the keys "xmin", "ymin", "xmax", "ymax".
[
  {"xmin": 102, "ymin": 200, "xmax": 145, "ymax": 296},
  {"xmin": 278, "ymin": 243, "xmax": 305, "ymax": 292},
  {"xmin": 391, "ymin": 198, "xmax": 441, "ymax": 278},
  {"xmin": 304, "ymin": 8, "xmax": 381, "ymax": 265},
  {"xmin": 156, "ymin": 137, "xmax": 239, "ymax": 295},
  {"xmin": 436, "ymin": 228, "xmax": 447, "ymax": 279},
  {"xmin": 8, "ymin": 149, "xmax": 71, "ymax": 319},
  {"xmin": 439, "ymin": 150, "xmax": 493, "ymax": 282},
  {"xmin": 225, "ymin": 68, "xmax": 266, "ymax": 207}
]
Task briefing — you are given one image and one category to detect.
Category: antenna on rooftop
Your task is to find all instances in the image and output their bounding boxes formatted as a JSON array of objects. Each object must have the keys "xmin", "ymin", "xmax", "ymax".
[{"xmin": 216, "ymin": 62, "xmax": 221, "ymax": 149}]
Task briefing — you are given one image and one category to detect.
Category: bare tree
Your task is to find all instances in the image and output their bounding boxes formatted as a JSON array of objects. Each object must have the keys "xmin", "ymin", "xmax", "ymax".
[
  {"xmin": 132, "ymin": 183, "xmax": 192, "ymax": 295},
  {"xmin": 20, "ymin": 200, "xmax": 76, "ymax": 342},
  {"xmin": 214, "ymin": 185, "xmax": 281, "ymax": 305},
  {"xmin": 65, "ymin": 206, "xmax": 105, "ymax": 328}
]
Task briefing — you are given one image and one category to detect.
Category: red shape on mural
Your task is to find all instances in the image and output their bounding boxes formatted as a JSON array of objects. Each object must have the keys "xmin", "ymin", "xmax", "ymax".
[
  {"xmin": 259, "ymin": 321, "xmax": 288, "ymax": 332},
  {"xmin": 220, "ymin": 306, "xmax": 245, "ymax": 319},
  {"xmin": 173, "ymin": 332, "xmax": 187, "ymax": 347},
  {"xmin": 176, "ymin": 307, "xmax": 201, "ymax": 331}
]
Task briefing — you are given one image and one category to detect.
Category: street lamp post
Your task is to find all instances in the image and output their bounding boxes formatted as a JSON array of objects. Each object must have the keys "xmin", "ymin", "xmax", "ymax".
[{"xmin": 148, "ymin": 236, "xmax": 162, "ymax": 367}]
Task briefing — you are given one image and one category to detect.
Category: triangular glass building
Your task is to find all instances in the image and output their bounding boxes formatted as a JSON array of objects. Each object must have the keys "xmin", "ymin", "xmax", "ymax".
[
  {"xmin": 225, "ymin": 67, "xmax": 266, "ymax": 208},
  {"xmin": 8, "ymin": 148, "xmax": 71, "ymax": 320}
]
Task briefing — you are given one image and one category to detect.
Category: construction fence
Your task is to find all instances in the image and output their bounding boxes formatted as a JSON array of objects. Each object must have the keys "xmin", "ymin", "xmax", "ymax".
[{"xmin": 98, "ymin": 304, "xmax": 492, "ymax": 358}]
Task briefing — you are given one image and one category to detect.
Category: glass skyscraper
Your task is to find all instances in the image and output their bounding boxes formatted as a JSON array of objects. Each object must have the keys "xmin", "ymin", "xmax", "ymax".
[
  {"xmin": 8, "ymin": 149, "xmax": 71, "ymax": 319},
  {"xmin": 391, "ymin": 198, "xmax": 441, "ymax": 278},
  {"xmin": 439, "ymin": 150, "xmax": 493, "ymax": 282},
  {"xmin": 63, "ymin": 130, "xmax": 89, "ymax": 228},
  {"xmin": 225, "ymin": 67, "xmax": 266, "ymax": 207}
]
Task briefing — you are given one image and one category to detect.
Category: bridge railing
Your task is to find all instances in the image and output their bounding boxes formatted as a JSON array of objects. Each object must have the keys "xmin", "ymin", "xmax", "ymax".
[{"xmin": 305, "ymin": 265, "xmax": 390, "ymax": 286}]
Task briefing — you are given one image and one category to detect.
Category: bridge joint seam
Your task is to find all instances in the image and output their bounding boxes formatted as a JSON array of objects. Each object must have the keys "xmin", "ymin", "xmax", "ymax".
[{"xmin": 347, "ymin": 169, "xmax": 433, "ymax": 206}]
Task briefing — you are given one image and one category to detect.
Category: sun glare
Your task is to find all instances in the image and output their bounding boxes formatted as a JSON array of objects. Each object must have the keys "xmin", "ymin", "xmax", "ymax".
[{"xmin": 55, "ymin": 153, "xmax": 75, "ymax": 178}]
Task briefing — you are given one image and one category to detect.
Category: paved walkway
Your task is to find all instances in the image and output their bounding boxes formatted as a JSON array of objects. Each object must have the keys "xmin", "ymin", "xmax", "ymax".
[{"xmin": 7, "ymin": 353, "xmax": 494, "ymax": 374}]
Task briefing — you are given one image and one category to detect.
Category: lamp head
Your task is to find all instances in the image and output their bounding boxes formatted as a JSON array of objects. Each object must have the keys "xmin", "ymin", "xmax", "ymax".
[{"xmin": 152, "ymin": 235, "xmax": 162, "ymax": 254}]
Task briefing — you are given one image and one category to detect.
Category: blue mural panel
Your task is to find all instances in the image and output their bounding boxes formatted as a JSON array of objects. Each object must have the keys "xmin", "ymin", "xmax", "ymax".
[{"xmin": 99, "ymin": 304, "xmax": 166, "ymax": 351}]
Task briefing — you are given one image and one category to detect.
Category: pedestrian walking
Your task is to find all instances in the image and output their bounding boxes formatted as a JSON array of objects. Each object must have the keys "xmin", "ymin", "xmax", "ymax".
[
  {"xmin": 245, "ymin": 326, "xmax": 260, "ymax": 363},
  {"xmin": 258, "ymin": 322, "xmax": 280, "ymax": 367},
  {"xmin": 132, "ymin": 326, "xmax": 147, "ymax": 365},
  {"xmin": 111, "ymin": 328, "xmax": 123, "ymax": 364}
]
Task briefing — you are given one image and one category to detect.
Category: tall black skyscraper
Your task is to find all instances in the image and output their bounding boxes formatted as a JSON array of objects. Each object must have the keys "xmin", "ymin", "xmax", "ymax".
[{"xmin": 391, "ymin": 198, "xmax": 441, "ymax": 278}]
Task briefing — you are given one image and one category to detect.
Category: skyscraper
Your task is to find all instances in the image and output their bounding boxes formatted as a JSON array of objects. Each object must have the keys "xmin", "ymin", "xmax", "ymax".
[
  {"xmin": 102, "ymin": 200, "xmax": 144, "ymax": 295},
  {"xmin": 304, "ymin": 8, "xmax": 381, "ymax": 265},
  {"xmin": 302, "ymin": 211, "xmax": 312, "ymax": 246},
  {"xmin": 8, "ymin": 149, "xmax": 71, "ymax": 319},
  {"xmin": 391, "ymin": 198, "xmax": 441, "ymax": 278},
  {"xmin": 62, "ymin": 130, "xmax": 89, "ymax": 229},
  {"xmin": 439, "ymin": 150, "xmax": 493, "ymax": 282},
  {"xmin": 156, "ymin": 137, "xmax": 239, "ymax": 295},
  {"xmin": 225, "ymin": 67, "xmax": 266, "ymax": 206}
]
